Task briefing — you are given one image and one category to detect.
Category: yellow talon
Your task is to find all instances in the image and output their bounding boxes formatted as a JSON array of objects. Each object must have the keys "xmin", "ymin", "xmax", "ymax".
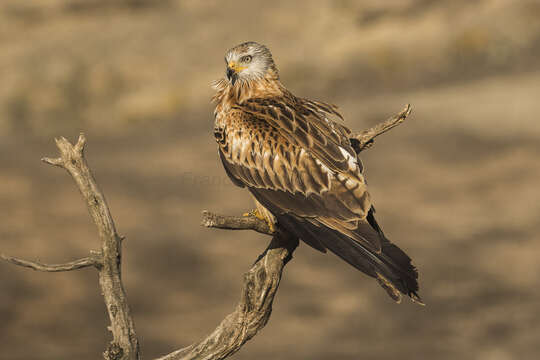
[
  {"xmin": 267, "ymin": 221, "xmax": 275, "ymax": 233},
  {"xmin": 243, "ymin": 209, "xmax": 265, "ymax": 220},
  {"xmin": 243, "ymin": 209, "xmax": 275, "ymax": 233}
]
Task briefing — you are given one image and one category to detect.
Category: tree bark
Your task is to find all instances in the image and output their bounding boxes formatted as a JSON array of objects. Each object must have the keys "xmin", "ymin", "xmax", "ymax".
[{"xmin": 1, "ymin": 105, "xmax": 412, "ymax": 359}]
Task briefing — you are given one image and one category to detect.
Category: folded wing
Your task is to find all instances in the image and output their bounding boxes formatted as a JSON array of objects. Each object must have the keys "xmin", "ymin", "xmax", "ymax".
[{"xmin": 215, "ymin": 96, "xmax": 420, "ymax": 302}]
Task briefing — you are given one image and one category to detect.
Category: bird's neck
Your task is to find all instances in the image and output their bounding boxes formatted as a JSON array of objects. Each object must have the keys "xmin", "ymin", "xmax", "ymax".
[{"xmin": 212, "ymin": 69, "xmax": 285, "ymax": 110}]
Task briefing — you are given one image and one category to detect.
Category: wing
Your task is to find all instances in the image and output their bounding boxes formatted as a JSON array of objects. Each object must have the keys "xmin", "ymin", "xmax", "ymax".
[{"xmin": 215, "ymin": 96, "xmax": 381, "ymax": 252}]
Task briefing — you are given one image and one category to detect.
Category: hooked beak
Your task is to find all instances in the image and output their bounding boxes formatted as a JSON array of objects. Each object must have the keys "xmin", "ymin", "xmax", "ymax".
[
  {"xmin": 226, "ymin": 66, "xmax": 236, "ymax": 84},
  {"xmin": 226, "ymin": 61, "xmax": 245, "ymax": 85}
]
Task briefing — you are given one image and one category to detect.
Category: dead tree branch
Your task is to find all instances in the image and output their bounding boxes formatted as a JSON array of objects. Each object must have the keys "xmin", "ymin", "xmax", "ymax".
[
  {"xmin": 0, "ymin": 254, "xmax": 100, "ymax": 272},
  {"xmin": 1, "ymin": 105, "xmax": 410, "ymax": 359},
  {"xmin": 3, "ymin": 134, "xmax": 140, "ymax": 360},
  {"xmin": 201, "ymin": 210, "xmax": 274, "ymax": 235},
  {"xmin": 351, "ymin": 104, "xmax": 411, "ymax": 153},
  {"xmin": 157, "ymin": 226, "xmax": 298, "ymax": 360}
]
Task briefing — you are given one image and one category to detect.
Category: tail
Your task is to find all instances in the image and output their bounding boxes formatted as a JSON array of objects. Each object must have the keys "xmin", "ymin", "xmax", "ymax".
[{"xmin": 276, "ymin": 208, "xmax": 423, "ymax": 305}]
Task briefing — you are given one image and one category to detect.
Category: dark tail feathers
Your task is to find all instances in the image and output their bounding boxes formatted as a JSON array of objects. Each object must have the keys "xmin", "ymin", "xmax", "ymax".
[{"xmin": 276, "ymin": 208, "xmax": 423, "ymax": 305}]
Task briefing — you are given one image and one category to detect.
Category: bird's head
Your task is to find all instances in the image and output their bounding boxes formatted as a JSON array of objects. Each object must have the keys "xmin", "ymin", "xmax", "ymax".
[{"xmin": 224, "ymin": 42, "xmax": 278, "ymax": 85}]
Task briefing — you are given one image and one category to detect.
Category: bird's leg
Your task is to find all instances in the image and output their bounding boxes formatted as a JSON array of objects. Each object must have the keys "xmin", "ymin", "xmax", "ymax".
[
  {"xmin": 242, "ymin": 208, "xmax": 265, "ymax": 219},
  {"xmin": 243, "ymin": 209, "xmax": 275, "ymax": 233},
  {"xmin": 265, "ymin": 220, "xmax": 275, "ymax": 234}
]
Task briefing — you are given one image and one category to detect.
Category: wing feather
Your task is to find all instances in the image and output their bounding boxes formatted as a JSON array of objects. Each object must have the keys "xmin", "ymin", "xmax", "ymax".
[
  {"xmin": 241, "ymin": 98, "xmax": 356, "ymax": 173},
  {"xmin": 212, "ymin": 64, "xmax": 419, "ymax": 301},
  {"xmin": 216, "ymin": 96, "xmax": 380, "ymax": 252}
]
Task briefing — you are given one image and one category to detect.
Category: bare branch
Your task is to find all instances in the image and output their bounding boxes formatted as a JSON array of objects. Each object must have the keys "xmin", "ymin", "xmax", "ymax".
[
  {"xmin": 41, "ymin": 133, "xmax": 140, "ymax": 360},
  {"xmin": 4, "ymin": 102, "xmax": 412, "ymax": 360},
  {"xmin": 351, "ymin": 104, "xmax": 412, "ymax": 152},
  {"xmin": 201, "ymin": 210, "xmax": 274, "ymax": 235},
  {"xmin": 157, "ymin": 231, "xmax": 298, "ymax": 360},
  {"xmin": 0, "ymin": 254, "xmax": 100, "ymax": 272},
  {"xmin": 41, "ymin": 156, "xmax": 64, "ymax": 167}
]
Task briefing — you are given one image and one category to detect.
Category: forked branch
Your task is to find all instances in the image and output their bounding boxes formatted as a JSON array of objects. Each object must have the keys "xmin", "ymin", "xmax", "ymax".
[
  {"xmin": 158, "ymin": 225, "xmax": 297, "ymax": 360},
  {"xmin": 3, "ymin": 134, "xmax": 140, "ymax": 360},
  {"xmin": 1, "ymin": 105, "xmax": 411, "ymax": 360}
]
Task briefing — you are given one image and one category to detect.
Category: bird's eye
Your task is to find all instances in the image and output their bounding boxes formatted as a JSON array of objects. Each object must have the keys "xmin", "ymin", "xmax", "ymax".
[{"xmin": 241, "ymin": 55, "xmax": 252, "ymax": 63}]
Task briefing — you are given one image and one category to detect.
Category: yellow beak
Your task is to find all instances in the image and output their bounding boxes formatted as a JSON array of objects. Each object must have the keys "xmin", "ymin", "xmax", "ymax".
[{"xmin": 227, "ymin": 61, "xmax": 247, "ymax": 73}]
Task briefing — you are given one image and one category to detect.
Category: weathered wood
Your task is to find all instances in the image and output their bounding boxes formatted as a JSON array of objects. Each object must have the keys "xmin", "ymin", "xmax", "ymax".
[
  {"xmin": 1, "ymin": 105, "xmax": 411, "ymax": 359},
  {"xmin": 157, "ymin": 230, "xmax": 298, "ymax": 360},
  {"xmin": 45, "ymin": 134, "xmax": 139, "ymax": 360},
  {"xmin": 351, "ymin": 104, "xmax": 411, "ymax": 152},
  {"xmin": 201, "ymin": 210, "xmax": 274, "ymax": 235},
  {"xmin": 0, "ymin": 254, "xmax": 100, "ymax": 272}
]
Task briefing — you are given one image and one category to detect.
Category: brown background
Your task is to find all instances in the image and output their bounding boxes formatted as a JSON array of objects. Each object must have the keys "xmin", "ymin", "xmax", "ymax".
[{"xmin": 1, "ymin": 1, "xmax": 540, "ymax": 359}]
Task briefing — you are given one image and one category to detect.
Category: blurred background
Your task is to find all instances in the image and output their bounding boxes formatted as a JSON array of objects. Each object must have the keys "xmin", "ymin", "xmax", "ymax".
[{"xmin": 1, "ymin": 0, "xmax": 540, "ymax": 359}]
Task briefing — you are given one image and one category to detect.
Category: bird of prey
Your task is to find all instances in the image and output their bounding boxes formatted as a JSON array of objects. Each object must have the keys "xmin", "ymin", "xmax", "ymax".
[{"xmin": 212, "ymin": 41, "xmax": 422, "ymax": 304}]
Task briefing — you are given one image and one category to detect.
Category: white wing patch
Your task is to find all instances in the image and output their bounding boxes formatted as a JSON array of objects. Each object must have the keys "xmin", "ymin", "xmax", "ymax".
[{"xmin": 339, "ymin": 146, "xmax": 359, "ymax": 171}]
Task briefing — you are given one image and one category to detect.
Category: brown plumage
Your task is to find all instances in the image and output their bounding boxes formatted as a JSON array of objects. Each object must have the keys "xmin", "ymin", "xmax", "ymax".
[{"xmin": 212, "ymin": 41, "xmax": 422, "ymax": 304}]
